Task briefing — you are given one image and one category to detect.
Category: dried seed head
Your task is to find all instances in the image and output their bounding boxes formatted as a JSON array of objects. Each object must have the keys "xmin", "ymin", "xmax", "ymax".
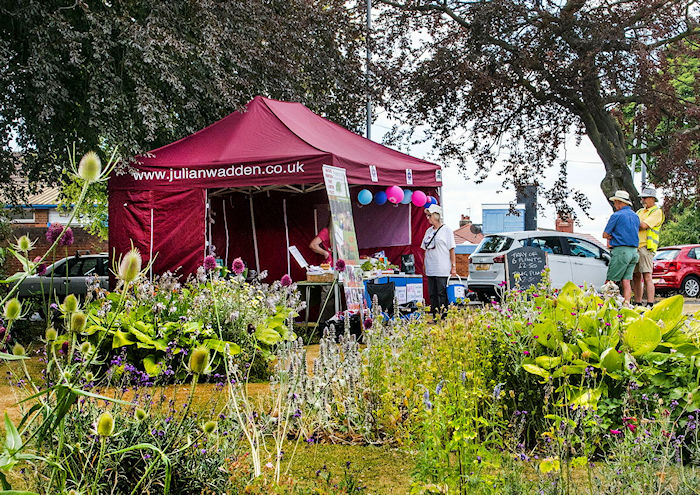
[
  {"xmin": 188, "ymin": 347, "xmax": 210, "ymax": 375},
  {"xmin": 96, "ymin": 411, "xmax": 115, "ymax": 437},
  {"xmin": 4, "ymin": 298, "xmax": 21, "ymax": 321},
  {"xmin": 71, "ymin": 312, "xmax": 87, "ymax": 333},
  {"xmin": 63, "ymin": 294, "xmax": 79, "ymax": 313},
  {"xmin": 78, "ymin": 151, "xmax": 102, "ymax": 183},
  {"xmin": 12, "ymin": 343, "xmax": 25, "ymax": 356},
  {"xmin": 118, "ymin": 248, "xmax": 142, "ymax": 283},
  {"xmin": 45, "ymin": 327, "xmax": 58, "ymax": 341},
  {"xmin": 16, "ymin": 235, "xmax": 33, "ymax": 252},
  {"xmin": 203, "ymin": 420, "xmax": 217, "ymax": 435},
  {"xmin": 134, "ymin": 408, "xmax": 148, "ymax": 422}
]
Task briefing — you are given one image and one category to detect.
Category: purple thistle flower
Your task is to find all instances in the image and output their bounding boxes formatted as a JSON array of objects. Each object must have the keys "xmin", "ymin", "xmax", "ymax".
[
  {"xmin": 363, "ymin": 317, "xmax": 372, "ymax": 329},
  {"xmin": 280, "ymin": 274, "xmax": 292, "ymax": 287},
  {"xmin": 231, "ymin": 257, "xmax": 245, "ymax": 275},
  {"xmin": 59, "ymin": 227, "xmax": 74, "ymax": 246},
  {"xmin": 335, "ymin": 259, "xmax": 346, "ymax": 272},
  {"xmin": 203, "ymin": 255, "xmax": 217, "ymax": 271}
]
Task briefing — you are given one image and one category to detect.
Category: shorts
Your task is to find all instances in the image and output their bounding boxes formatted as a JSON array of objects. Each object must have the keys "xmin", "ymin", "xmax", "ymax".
[
  {"xmin": 634, "ymin": 246, "xmax": 654, "ymax": 274},
  {"xmin": 606, "ymin": 246, "xmax": 639, "ymax": 282}
]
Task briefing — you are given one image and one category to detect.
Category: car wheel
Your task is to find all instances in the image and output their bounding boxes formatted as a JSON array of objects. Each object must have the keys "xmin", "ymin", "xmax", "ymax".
[{"xmin": 681, "ymin": 275, "xmax": 700, "ymax": 298}]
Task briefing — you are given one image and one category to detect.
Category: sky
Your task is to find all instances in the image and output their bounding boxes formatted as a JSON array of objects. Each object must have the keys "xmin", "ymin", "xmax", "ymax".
[{"xmin": 371, "ymin": 118, "xmax": 646, "ymax": 244}]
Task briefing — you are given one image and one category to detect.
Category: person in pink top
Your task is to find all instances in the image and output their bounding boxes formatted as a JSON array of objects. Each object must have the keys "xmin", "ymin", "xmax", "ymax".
[{"xmin": 309, "ymin": 223, "xmax": 333, "ymax": 265}]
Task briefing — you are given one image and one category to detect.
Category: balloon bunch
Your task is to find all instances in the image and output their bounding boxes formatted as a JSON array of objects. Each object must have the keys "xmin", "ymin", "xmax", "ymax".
[{"xmin": 357, "ymin": 187, "xmax": 438, "ymax": 208}]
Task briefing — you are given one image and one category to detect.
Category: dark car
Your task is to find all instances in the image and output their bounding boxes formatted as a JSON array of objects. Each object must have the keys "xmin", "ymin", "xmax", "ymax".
[
  {"xmin": 15, "ymin": 253, "xmax": 109, "ymax": 298},
  {"xmin": 653, "ymin": 245, "xmax": 700, "ymax": 298}
]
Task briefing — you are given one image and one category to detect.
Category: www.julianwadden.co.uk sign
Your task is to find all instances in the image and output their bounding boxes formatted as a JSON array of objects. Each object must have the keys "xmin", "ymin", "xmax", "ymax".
[{"xmin": 130, "ymin": 161, "xmax": 306, "ymax": 182}]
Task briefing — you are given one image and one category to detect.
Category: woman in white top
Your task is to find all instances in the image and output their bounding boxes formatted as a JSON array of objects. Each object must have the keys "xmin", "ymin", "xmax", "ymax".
[{"xmin": 421, "ymin": 204, "xmax": 456, "ymax": 316}]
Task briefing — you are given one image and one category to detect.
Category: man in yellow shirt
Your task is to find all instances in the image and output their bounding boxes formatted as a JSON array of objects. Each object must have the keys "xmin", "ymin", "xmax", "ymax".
[{"xmin": 633, "ymin": 187, "xmax": 664, "ymax": 306}]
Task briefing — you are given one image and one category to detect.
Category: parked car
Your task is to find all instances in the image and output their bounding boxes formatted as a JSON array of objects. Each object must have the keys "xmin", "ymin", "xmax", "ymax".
[
  {"xmin": 15, "ymin": 253, "xmax": 109, "ymax": 298},
  {"xmin": 467, "ymin": 231, "xmax": 610, "ymax": 299},
  {"xmin": 652, "ymin": 245, "xmax": 700, "ymax": 298}
]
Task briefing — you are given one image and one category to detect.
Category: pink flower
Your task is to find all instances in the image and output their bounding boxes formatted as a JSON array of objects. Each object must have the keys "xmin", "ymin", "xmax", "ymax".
[
  {"xmin": 280, "ymin": 274, "xmax": 292, "ymax": 287},
  {"xmin": 626, "ymin": 424, "xmax": 637, "ymax": 433},
  {"xmin": 335, "ymin": 259, "xmax": 346, "ymax": 272},
  {"xmin": 203, "ymin": 255, "xmax": 217, "ymax": 271},
  {"xmin": 533, "ymin": 335, "xmax": 539, "ymax": 339},
  {"xmin": 610, "ymin": 429, "xmax": 622, "ymax": 435},
  {"xmin": 33, "ymin": 256, "xmax": 47, "ymax": 276},
  {"xmin": 523, "ymin": 350, "xmax": 530, "ymax": 356},
  {"xmin": 231, "ymin": 257, "xmax": 245, "ymax": 275}
]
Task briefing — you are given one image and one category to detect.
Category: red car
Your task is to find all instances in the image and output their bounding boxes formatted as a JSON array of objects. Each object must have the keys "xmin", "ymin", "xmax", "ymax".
[{"xmin": 653, "ymin": 245, "xmax": 700, "ymax": 298}]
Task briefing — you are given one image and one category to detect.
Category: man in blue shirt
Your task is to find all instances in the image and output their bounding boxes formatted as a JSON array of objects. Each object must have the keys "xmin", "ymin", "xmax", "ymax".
[{"xmin": 602, "ymin": 190, "xmax": 640, "ymax": 304}]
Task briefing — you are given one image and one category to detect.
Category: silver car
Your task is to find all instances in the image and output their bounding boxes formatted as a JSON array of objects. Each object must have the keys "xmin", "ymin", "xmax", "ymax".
[
  {"xmin": 15, "ymin": 253, "xmax": 109, "ymax": 298},
  {"xmin": 467, "ymin": 231, "xmax": 611, "ymax": 299}
]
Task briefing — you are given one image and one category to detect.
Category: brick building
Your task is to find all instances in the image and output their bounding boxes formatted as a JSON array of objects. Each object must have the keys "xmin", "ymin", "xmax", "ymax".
[{"xmin": 2, "ymin": 187, "xmax": 107, "ymax": 275}]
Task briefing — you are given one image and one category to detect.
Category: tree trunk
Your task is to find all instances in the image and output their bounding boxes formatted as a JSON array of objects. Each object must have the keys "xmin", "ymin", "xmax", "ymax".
[{"xmin": 579, "ymin": 106, "xmax": 641, "ymax": 211}]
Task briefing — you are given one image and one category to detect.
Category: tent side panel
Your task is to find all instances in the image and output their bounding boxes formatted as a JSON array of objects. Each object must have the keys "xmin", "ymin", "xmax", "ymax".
[
  {"xmin": 151, "ymin": 189, "xmax": 206, "ymax": 276},
  {"xmin": 108, "ymin": 189, "xmax": 154, "ymax": 276}
]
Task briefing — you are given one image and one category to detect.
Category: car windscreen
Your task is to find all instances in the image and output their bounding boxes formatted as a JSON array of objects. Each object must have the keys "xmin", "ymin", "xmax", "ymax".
[
  {"xmin": 654, "ymin": 249, "xmax": 680, "ymax": 261},
  {"xmin": 474, "ymin": 235, "xmax": 514, "ymax": 254}
]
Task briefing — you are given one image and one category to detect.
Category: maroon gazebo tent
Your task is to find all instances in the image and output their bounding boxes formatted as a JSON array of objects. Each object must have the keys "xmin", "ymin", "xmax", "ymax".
[{"xmin": 109, "ymin": 96, "xmax": 442, "ymax": 283}]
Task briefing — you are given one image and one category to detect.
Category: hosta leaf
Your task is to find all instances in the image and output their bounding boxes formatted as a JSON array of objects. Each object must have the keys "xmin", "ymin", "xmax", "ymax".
[
  {"xmin": 4, "ymin": 413, "xmax": 21, "ymax": 453},
  {"xmin": 535, "ymin": 356, "xmax": 561, "ymax": 369},
  {"xmin": 599, "ymin": 348, "xmax": 623, "ymax": 372},
  {"xmin": 569, "ymin": 387, "xmax": 603, "ymax": 409},
  {"xmin": 624, "ymin": 318, "xmax": 661, "ymax": 356},
  {"xmin": 557, "ymin": 281, "xmax": 583, "ymax": 309},
  {"xmin": 522, "ymin": 364, "xmax": 550, "ymax": 379},
  {"xmin": 539, "ymin": 458, "xmax": 560, "ymax": 473},
  {"xmin": 647, "ymin": 295, "xmax": 684, "ymax": 334},
  {"xmin": 204, "ymin": 338, "xmax": 241, "ymax": 355},
  {"xmin": 112, "ymin": 330, "xmax": 136, "ymax": 348},
  {"xmin": 142, "ymin": 355, "xmax": 163, "ymax": 376},
  {"xmin": 255, "ymin": 326, "xmax": 281, "ymax": 346},
  {"xmin": 532, "ymin": 321, "xmax": 562, "ymax": 349}
]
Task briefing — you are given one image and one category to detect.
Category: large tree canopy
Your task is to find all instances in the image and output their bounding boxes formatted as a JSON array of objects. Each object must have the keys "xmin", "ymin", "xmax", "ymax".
[
  {"xmin": 375, "ymin": 0, "xmax": 699, "ymax": 212},
  {"xmin": 0, "ymin": 0, "xmax": 372, "ymax": 201}
]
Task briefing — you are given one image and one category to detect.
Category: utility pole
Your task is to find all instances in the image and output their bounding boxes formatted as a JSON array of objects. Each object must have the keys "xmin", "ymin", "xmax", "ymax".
[{"xmin": 366, "ymin": 0, "xmax": 372, "ymax": 140}]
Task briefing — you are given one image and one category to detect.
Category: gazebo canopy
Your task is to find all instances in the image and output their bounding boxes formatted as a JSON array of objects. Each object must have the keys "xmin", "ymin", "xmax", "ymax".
[{"xmin": 109, "ymin": 96, "xmax": 441, "ymax": 192}]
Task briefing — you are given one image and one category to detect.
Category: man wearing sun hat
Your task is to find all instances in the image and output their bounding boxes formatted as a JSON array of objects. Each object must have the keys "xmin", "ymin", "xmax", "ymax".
[
  {"xmin": 633, "ymin": 187, "xmax": 664, "ymax": 306},
  {"xmin": 602, "ymin": 190, "xmax": 640, "ymax": 304}
]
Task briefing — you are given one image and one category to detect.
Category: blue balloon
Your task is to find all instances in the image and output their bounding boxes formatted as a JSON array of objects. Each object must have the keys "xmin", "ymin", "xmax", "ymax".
[
  {"xmin": 374, "ymin": 191, "xmax": 388, "ymax": 205},
  {"xmin": 401, "ymin": 189, "xmax": 412, "ymax": 204},
  {"xmin": 423, "ymin": 200, "xmax": 432, "ymax": 208},
  {"xmin": 358, "ymin": 189, "xmax": 373, "ymax": 205},
  {"xmin": 428, "ymin": 195, "xmax": 438, "ymax": 206}
]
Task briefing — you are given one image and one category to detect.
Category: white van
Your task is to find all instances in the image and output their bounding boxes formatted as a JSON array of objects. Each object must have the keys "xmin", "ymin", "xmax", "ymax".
[{"xmin": 467, "ymin": 231, "xmax": 611, "ymax": 299}]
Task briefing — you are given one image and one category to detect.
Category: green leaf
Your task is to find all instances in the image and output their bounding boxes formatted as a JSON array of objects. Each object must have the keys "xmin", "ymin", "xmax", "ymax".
[
  {"xmin": 599, "ymin": 348, "xmax": 623, "ymax": 373},
  {"xmin": 522, "ymin": 364, "xmax": 550, "ymax": 379},
  {"xmin": 569, "ymin": 387, "xmax": 603, "ymax": 409},
  {"xmin": 112, "ymin": 329, "xmax": 136, "ymax": 348},
  {"xmin": 203, "ymin": 338, "xmax": 241, "ymax": 355},
  {"xmin": 3, "ymin": 413, "xmax": 21, "ymax": 454},
  {"xmin": 647, "ymin": 295, "xmax": 684, "ymax": 334},
  {"xmin": 0, "ymin": 272, "xmax": 24, "ymax": 284},
  {"xmin": 142, "ymin": 355, "xmax": 163, "ymax": 377},
  {"xmin": 624, "ymin": 318, "xmax": 662, "ymax": 356},
  {"xmin": 129, "ymin": 327, "xmax": 166, "ymax": 351},
  {"xmin": 571, "ymin": 456, "xmax": 588, "ymax": 468},
  {"xmin": 0, "ymin": 490, "xmax": 40, "ymax": 494},
  {"xmin": 539, "ymin": 458, "xmax": 560, "ymax": 473},
  {"xmin": 557, "ymin": 281, "xmax": 582, "ymax": 308},
  {"xmin": 532, "ymin": 321, "xmax": 562, "ymax": 349},
  {"xmin": 535, "ymin": 356, "xmax": 561, "ymax": 369},
  {"xmin": 255, "ymin": 326, "xmax": 281, "ymax": 346},
  {"xmin": 0, "ymin": 352, "xmax": 28, "ymax": 361}
]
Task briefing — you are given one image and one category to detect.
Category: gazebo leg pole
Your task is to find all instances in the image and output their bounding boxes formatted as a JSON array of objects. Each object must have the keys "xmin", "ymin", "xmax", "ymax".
[{"xmin": 249, "ymin": 194, "xmax": 260, "ymax": 273}]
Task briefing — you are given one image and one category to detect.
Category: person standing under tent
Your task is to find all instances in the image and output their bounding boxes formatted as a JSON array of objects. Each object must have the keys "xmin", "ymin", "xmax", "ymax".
[
  {"xmin": 421, "ymin": 204, "xmax": 456, "ymax": 317},
  {"xmin": 633, "ymin": 187, "xmax": 664, "ymax": 307},
  {"xmin": 602, "ymin": 190, "xmax": 640, "ymax": 305}
]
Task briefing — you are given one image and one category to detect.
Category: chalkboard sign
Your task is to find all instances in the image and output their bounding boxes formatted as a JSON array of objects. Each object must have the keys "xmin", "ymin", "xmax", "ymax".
[{"xmin": 506, "ymin": 247, "xmax": 548, "ymax": 290}]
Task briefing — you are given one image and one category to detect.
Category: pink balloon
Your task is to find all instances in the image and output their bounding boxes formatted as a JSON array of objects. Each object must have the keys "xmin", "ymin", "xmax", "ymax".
[
  {"xmin": 411, "ymin": 190, "xmax": 427, "ymax": 207},
  {"xmin": 386, "ymin": 185, "xmax": 404, "ymax": 204}
]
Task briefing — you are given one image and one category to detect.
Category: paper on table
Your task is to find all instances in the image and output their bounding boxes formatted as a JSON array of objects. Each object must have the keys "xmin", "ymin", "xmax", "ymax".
[
  {"xmin": 288, "ymin": 246, "xmax": 308, "ymax": 268},
  {"xmin": 406, "ymin": 283, "xmax": 423, "ymax": 302},
  {"xmin": 395, "ymin": 286, "xmax": 407, "ymax": 305}
]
